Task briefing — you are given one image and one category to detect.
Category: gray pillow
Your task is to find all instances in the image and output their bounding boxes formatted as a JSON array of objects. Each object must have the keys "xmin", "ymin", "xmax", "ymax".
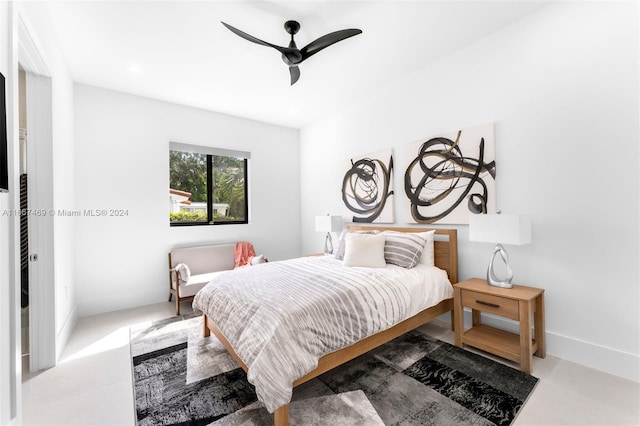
[{"xmin": 382, "ymin": 231, "xmax": 427, "ymax": 269}]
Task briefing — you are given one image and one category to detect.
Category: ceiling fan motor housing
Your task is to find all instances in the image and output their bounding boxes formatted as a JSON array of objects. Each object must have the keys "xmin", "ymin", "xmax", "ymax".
[{"xmin": 284, "ymin": 20, "xmax": 300, "ymax": 35}]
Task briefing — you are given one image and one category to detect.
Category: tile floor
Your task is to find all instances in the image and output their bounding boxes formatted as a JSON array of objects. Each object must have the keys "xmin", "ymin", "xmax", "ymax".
[{"xmin": 21, "ymin": 301, "xmax": 640, "ymax": 426}]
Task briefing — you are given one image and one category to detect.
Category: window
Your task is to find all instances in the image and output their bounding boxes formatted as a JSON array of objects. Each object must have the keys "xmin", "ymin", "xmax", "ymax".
[{"xmin": 169, "ymin": 142, "xmax": 249, "ymax": 226}]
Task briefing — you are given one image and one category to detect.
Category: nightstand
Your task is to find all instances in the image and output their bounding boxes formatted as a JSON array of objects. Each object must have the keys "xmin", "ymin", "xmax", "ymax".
[{"xmin": 453, "ymin": 278, "xmax": 545, "ymax": 374}]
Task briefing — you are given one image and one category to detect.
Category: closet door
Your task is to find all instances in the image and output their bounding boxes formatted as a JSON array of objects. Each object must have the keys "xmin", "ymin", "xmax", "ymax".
[{"xmin": 25, "ymin": 71, "xmax": 55, "ymax": 372}]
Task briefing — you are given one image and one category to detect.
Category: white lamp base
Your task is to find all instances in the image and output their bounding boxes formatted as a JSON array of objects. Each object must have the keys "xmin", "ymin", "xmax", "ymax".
[{"xmin": 487, "ymin": 244, "xmax": 514, "ymax": 288}]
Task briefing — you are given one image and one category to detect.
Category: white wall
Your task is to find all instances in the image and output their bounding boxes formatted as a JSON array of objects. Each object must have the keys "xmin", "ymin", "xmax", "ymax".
[
  {"xmin": 300, "ymin": 2, "xmax": 639, "ymax": 382},
  {"xmin": 74, "ymin": 84, "xmax": 301, "ymax": 316}
]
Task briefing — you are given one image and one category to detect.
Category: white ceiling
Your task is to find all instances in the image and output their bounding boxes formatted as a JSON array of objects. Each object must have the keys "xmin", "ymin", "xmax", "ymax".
[{"xmin": 45, "ymin": 1, "xmax": 547, "ymax": 129}]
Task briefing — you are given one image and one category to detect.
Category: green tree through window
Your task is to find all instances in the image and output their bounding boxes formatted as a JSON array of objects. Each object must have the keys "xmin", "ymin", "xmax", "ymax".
[{"xmin": 169, "ymin": 146, "xmax": 248, "ymax": 225}]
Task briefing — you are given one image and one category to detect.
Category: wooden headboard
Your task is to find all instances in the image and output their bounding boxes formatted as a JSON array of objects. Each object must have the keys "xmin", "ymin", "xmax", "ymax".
[{"xmin": 346, "ymin": 226, "xmax": 459, "ymax": 284}]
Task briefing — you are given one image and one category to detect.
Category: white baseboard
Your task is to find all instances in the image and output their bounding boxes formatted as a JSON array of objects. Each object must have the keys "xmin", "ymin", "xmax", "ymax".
[
  {"xmin": 454, "ymin": 309, "xmax": 639, "ymax": 383},
  {"xmin": 77, "ymin": 288, "xmax": 168, "ymax": 318},
  {"xmin": 55, "ymin": 304, "xmax": 78, "ymax": 362},
  {"xmin": 545, "ymin": 330, "xmax": 639, "ymax": 383}
]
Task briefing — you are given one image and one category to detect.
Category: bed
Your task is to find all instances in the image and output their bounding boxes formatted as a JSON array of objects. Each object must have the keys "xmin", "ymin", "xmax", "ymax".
[{"xmin": 193, "ymin": 226, "xmax": 458, "ymax": 426}]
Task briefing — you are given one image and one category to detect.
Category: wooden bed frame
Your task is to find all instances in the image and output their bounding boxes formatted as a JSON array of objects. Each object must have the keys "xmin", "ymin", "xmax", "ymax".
[{"xmin": 202, "ymin": 226, "xmax": 459, "ymax": 426}]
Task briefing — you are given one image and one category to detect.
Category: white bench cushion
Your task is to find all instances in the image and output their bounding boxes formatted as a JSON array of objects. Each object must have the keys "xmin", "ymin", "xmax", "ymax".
[{"xmin": 175, "ymin": 270, "xmax": 231, "ymax": 297}]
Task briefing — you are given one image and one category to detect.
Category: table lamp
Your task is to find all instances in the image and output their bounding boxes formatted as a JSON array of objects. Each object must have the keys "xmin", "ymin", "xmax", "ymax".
[{"xmin": 469, "ymin": 212, "xmax": 531, "ymax": 288}]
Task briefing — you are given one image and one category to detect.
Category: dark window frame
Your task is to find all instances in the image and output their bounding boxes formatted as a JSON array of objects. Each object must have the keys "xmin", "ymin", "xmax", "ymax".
[{"xmin": 170, "ymin": 146, "xmax": 249, "ymax": 227}]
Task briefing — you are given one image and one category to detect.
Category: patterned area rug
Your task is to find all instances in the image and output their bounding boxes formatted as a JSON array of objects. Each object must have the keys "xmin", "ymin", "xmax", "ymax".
[{"xmin": 130, "ymin": 314, "xmax": 538, "ymax": 426}]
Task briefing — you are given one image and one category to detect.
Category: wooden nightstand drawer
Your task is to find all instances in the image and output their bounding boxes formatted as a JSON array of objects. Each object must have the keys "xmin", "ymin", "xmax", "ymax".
[{"xmin": 461, "ymin": 290, "xmax": 519, "ymax": 320}]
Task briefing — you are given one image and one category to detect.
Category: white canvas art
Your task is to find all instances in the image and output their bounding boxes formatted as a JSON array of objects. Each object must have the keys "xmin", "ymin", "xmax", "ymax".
[
  {"xmin": 404, "ymin": 124, "xmax": 496, "ymax": 224},
  {"xmin": 341, "ymin": 149, "xmax": 394, "ymax": 223}
]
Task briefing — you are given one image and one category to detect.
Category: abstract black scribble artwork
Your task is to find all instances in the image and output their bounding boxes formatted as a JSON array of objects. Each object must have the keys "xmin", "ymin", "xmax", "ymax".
[
  {"xmin": 342, "ymin": 149, "xmax": 394, "ymax": 223},
  {"xmin": 404, "ymin": 124, "xmax": 496, "ymax": 224}
]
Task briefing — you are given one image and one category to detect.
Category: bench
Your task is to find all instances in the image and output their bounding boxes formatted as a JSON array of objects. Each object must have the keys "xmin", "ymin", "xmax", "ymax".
[{"xmin": 168, "ymin": 243, "xmax": 236, "ymax": 315}]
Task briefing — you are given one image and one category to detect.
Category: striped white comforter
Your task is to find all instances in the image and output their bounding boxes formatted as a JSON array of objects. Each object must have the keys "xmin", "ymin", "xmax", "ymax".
[{"xmin": 192, "ymin": 255, "xmax": 452, "ymax": 412}]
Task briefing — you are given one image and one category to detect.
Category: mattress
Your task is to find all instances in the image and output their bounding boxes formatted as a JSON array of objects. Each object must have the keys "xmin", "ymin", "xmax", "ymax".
[{"xmin": 192, "ymin": 255, "xmax": 453, "ymax": 412}]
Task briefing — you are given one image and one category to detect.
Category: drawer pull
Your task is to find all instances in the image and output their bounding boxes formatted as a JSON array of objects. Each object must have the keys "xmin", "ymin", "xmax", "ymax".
[{"xmin": 476, "ymin": 300, "xmax": 500, "ymax": 308}]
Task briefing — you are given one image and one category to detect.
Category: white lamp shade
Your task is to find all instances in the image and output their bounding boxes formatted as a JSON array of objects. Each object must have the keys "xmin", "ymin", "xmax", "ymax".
[
  {"xmin": 469, "ymin": 214, "xmax": 531, "ymax": 245},
  {"xmin": 315, "ymin": 215, "xmax": 343, "ymax": 233}
]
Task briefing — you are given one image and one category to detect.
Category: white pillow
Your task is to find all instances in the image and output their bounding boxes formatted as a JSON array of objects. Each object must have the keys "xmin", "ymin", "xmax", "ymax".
[
  {"xmin": 250, "ymin": 254, "xmax": 266, "ymax": 265},
  {"xmin": 343, "ymin": 232, "xmax": 387, "ymax": 268},
  {"xmin": 416, "ymin": 230, "xmax": 436, "ymax": 266},
  {"xmin": 333, "ymin": 229, "xmax": 350, "ymax": 260},
  {"xmin": 334, "ymin": 229, "xmax": 379, "ymax": 260},
  {"xmin": 175, "ymin": 262, "xmax": 191, "ymax": 284}
]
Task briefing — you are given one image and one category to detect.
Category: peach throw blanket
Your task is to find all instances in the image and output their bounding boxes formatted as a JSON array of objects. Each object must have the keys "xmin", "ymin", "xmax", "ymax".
[{"xmin": 234, "ymin": 241, "xmax": 256, "ymax": 268}]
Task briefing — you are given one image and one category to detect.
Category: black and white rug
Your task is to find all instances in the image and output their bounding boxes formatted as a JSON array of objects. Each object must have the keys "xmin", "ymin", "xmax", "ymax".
[{"xmin": 130, "ymin": 314, "xmax": 538, "ymax": 426}]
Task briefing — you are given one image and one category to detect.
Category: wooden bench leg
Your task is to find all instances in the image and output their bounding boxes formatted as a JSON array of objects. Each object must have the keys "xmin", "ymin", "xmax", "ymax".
[
  {"xmin": 175, "ymin": 296, "xmax": 181, "ymax": 316},
  {"xmin": 274, "ymin": 405, "xmax": 289, "ymax": 426},
  {"xmin": 203, "ymin": 315, "xmax": 210, "ymax": 338},
  {"xmin": 168, "ymin": 292, "xmax": 172, "ymax": 302}
]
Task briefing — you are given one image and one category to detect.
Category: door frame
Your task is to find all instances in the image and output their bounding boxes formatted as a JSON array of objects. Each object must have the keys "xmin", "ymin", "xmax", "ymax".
[{"xmin": 16, "ymin": 4, "xmax": 55, "ymax": 373}]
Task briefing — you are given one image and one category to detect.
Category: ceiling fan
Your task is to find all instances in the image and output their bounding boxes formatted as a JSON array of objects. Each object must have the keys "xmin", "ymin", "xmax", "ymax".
[{"xmin": 221, "ymin": 20, "xmax": 362, "ymax": 85}]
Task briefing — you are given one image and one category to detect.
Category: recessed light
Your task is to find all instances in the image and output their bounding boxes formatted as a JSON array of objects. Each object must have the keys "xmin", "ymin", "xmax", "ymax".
[{"xmin": 127, "ymin": 64, "xmax": 143, "ymax": 74}]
